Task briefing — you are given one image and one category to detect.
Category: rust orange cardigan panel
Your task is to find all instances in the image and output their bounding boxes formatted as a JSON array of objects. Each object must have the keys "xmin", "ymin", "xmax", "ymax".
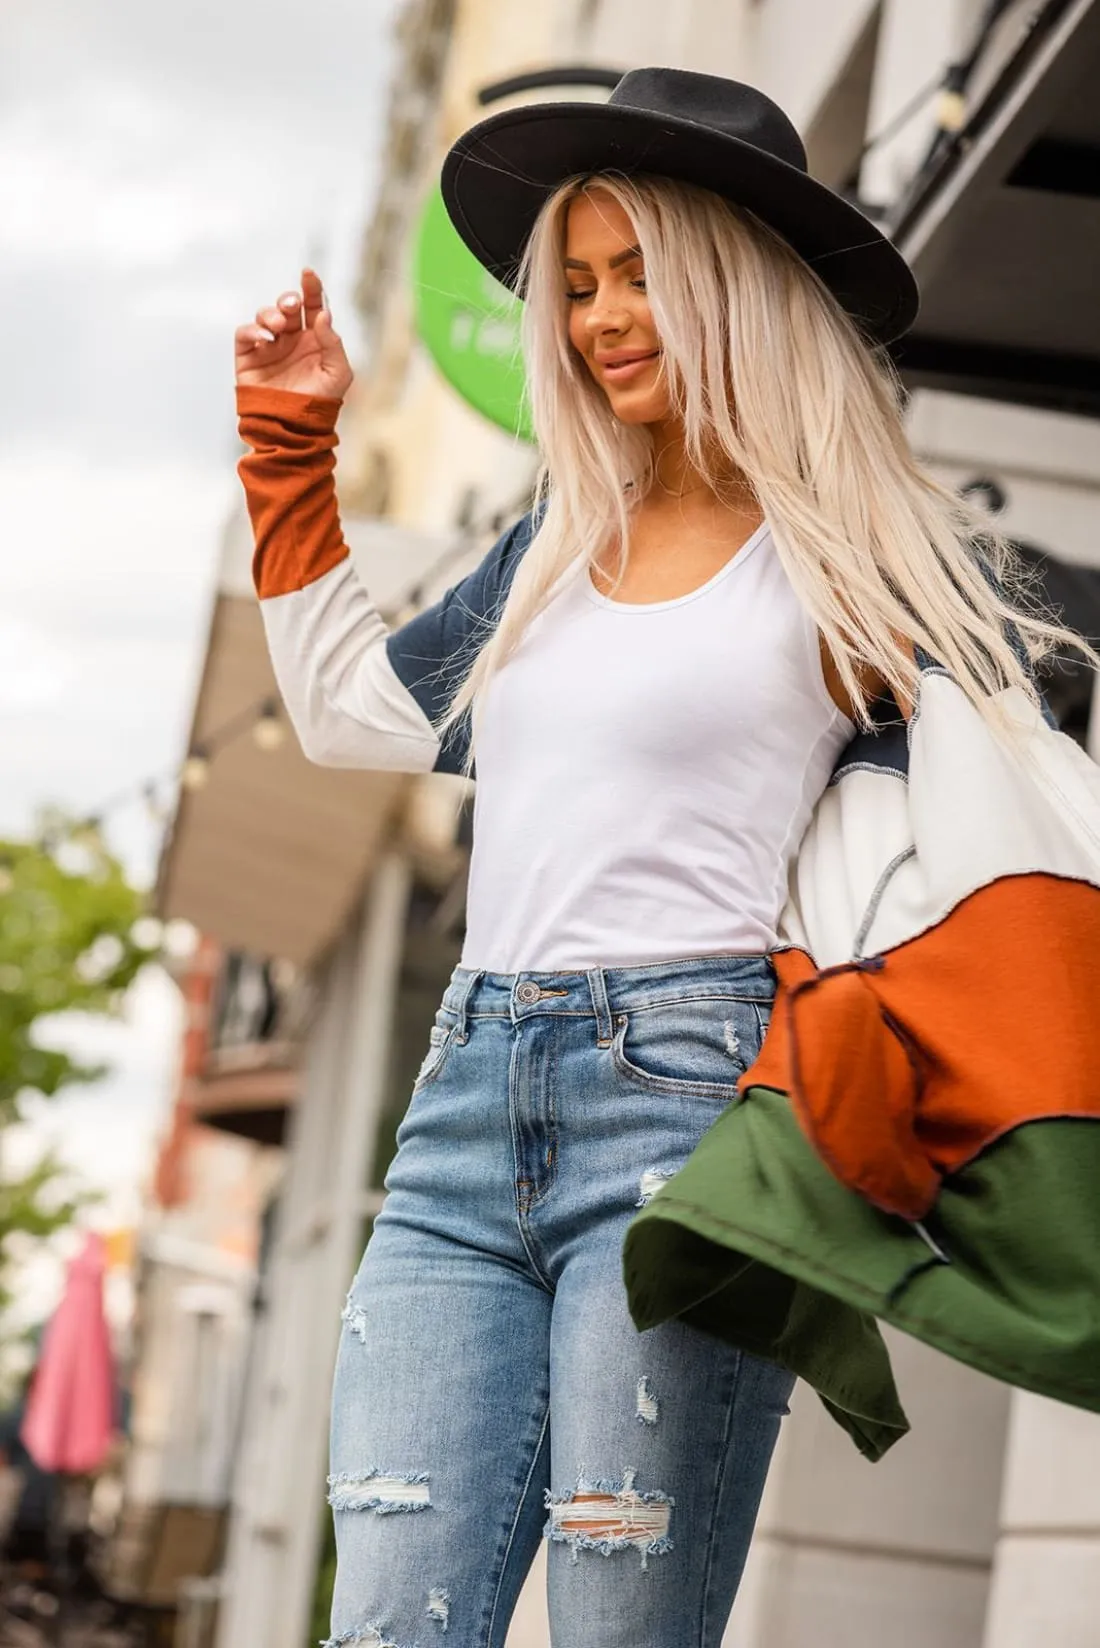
[
  {"xmin": 236, "ymin": 385, "xmax": 347, "ymax": 600},
  {"xmin": 742, "ymin": 873, "xmax": 1100, "ymax": 1219}
]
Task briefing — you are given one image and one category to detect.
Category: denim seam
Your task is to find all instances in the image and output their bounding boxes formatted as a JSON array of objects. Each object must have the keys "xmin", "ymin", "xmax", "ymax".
[
  {"xmin": 465, "ymin": 994, "xmax": 771, "ymax": 1023},
  {"xmin": 485, "ymin": 1400, "xmax": 551, "ymax": 1648},
  {"xmin": 410, "ymin": 1025, "xmax": 459, "ymax": 1094},
  {"xmin": 611, "ymin": 1019, "xmax": 743, "ymax": 1104},
  {"xmin": 543, "ymin": 1018, "xmax": 559, "ymax": 1201},
  {"xmin": 509, "ymin": 1008, "xmax": 595, "ymax": 1018},
  {"xmin": 623, "ymin": 991, "xmax": 771, "ymax": 1013},
  {"xmin": 699, "ymin": 1350, "xmax": 745, "ymax": 1646},
  {"xmin": 464, "ymin": 955, "xmax": 773, "ymax": 980},
  {"xmin": 526, "ymin": 1017, "xmax": 560, "ymax": 1210},
  {"xmin": 507, "ymin": 1030, "xmax": 556, "ymax": 1290},
  {"xmin": 586, "ymin": 966, "xmax": 615, "ymax": 1044},
  {"xmin": 516, "ymin": 1020, "xmax": 561, "ymax": 1212}
]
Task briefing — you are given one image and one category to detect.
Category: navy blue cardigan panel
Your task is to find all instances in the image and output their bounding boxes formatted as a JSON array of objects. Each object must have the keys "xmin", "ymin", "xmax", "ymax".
[{"xmin": 384, "ymin": 510, "xmax": 538, "ymax": 774}]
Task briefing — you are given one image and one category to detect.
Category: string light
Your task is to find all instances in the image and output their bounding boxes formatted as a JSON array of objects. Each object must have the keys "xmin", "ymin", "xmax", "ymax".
[
  {"xmin": 29, "ymin": 692, "xmax": 282, "ymax": 858},
  {"xmin": 251, "ymin": 698, "xmax": 286, "ymax": 751},
  {"xmin": 180, "ymin": 748, "xmax": 212, "ymax": 792},
  {"xmin": 21, "ymin": 486, "xmax": 532, "ymax": 858},
  {"xmin": 143, "ymin": 782, "xmax": 169, "ymax": 824}
]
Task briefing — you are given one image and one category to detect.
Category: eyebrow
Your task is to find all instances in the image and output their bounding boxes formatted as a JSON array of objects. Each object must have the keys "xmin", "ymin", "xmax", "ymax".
[{"xmin": 563, "ymin": 245, "xmax": 643, "ymax": 271}]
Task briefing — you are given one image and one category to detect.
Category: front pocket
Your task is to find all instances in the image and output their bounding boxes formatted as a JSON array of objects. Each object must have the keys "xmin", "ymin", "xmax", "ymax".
[
  {"xmin": 412, "ymin": 1018, "xmax": 459, "ymax": 1092},
  {"xmin": 611, "ymin": 996, "xmax": 770, "ymax": 1102}
]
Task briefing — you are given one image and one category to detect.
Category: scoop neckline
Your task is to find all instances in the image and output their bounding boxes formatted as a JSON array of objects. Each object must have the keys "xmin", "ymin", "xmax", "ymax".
[{"xmin": 584, "ymin": 518, "xmax": 771, "ymax": 612}]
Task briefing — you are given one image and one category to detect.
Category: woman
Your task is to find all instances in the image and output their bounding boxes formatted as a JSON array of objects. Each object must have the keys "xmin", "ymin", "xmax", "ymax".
[{"xmin": 234, "ymin": 69, "xmax": 1074, "ymax": 1648}]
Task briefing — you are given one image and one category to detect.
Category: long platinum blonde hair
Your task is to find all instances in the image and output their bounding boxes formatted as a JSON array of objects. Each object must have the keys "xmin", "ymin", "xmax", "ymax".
[{"xmin": 441, "ymin": 171, "xmax": 1090, "ymax": 746}]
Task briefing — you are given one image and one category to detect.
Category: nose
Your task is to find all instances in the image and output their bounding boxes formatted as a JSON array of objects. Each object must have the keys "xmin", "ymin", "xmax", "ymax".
[{"xmin": 583, "ymin": 298, "xmax": 630, "ymax": 339}]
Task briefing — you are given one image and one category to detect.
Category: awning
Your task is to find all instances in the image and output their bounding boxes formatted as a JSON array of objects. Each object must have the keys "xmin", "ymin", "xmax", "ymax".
[
  {"xmin": 156, "ymin": 507, "xmax": 458, "ymax": 967},
  {"xmin": 189, "ymin": 1047, "xmax": 299, "ymax": 1148},
  {"xmin": 890, "ymin": 0, "xmax": 1100, "ymax": 417}
]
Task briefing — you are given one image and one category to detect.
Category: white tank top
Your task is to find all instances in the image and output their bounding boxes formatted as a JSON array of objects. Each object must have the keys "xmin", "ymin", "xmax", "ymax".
[{"xmin": 460, "ymin": 520, "xmax": 854, "ymax": 972}]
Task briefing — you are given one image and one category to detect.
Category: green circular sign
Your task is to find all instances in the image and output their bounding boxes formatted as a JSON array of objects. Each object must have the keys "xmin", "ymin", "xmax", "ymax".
[{"xmin": 412, "ymin": 184, "xmax": 534, "ymax": 443}]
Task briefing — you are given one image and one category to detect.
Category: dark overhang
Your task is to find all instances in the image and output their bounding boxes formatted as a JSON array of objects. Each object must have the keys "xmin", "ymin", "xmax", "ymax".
[{"xmin": 887, "ymin": 0, "xmax": 1100, "ymax": 418}]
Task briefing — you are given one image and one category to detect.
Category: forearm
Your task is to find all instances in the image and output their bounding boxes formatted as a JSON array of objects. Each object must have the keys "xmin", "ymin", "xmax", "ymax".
[
  {"xmin": 235, "ymin": 386, "xmax": 440, "ymax": 772},
  {"xmin": 236, "ymin": 385, "xmax": 349, "ymax": 599}
]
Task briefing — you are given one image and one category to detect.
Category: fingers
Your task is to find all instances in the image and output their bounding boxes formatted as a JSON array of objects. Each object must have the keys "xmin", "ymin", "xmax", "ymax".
[
  {"xmin": 234, "ymin": 290, "xmax": 303, "ymax": 354},
  {"xmin": 255, "ymin": 292, "xmax": 304, "ymax": 335},
  {"xmin": 235, "ymin": 272, "xmax": 333, "ymax": 358},
  {"xmin": 301, "ymin": 267, "xmax": 325, "ymax": 330},
  {"xmin": 235, "ymin": 322, "xmax": 276, "ymax": 353}
]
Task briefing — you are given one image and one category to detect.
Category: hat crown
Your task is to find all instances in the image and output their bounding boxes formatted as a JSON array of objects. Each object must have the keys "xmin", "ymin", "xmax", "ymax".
[{"xmin": 609, "ymin": 67, "xmax": 807, "ymax": 175}]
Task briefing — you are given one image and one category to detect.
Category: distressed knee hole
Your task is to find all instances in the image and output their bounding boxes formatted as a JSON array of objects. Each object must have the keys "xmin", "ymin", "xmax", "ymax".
[
  {"xmin": 321, "ymin": 1628, "xmax": 400, "ymax": 1648},
  {"xmin": 425, "ymin": 1587, "xmax": 450, "ymax": 1630},
  {"xmin": 635, "ymin": 1168, "xmax": 675, "ymax": 1207},
  {"xmin": 544, "ymin": 1469, "xmax": 673, "ymax": 1568},
  {"xmin": 327, "ymin": 1469, "xmax": 431, "ymax": 1514},
  {"xmin": 635, "ymin": 1375, "xmax": 659, "ymax": 1426},
  {"xmin": 341, "ymin": 1290, "xmax": 369, "ymax": 1344}
]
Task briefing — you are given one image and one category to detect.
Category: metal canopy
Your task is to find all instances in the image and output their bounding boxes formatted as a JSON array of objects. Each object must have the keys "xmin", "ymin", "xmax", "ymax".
[{"xmin": 889, "ymin": 0, "xmax": 1100, "ymax": 417}]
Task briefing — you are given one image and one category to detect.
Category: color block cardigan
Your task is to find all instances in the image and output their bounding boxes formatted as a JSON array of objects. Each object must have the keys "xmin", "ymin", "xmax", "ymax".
[{"xmin": 239, "ymin": 384, "xmax": 1100, "ymax": 1462}]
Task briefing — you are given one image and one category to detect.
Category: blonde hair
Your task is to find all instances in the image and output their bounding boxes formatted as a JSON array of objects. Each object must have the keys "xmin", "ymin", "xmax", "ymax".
[{"xmin": 441, "ymin": 172, "xmax": 1092, "ymax": 749}]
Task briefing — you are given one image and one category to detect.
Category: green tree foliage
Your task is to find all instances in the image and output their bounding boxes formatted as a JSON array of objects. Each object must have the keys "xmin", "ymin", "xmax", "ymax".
[{"xmin": 0, "ymin": 814, "xmax": 161, "ymax": 1310}]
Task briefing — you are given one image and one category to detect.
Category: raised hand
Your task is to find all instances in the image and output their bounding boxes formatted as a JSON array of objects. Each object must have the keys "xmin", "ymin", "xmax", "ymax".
[{"xmin": 234, "ymin": 267, "xmax": 353, "ymax": 401}]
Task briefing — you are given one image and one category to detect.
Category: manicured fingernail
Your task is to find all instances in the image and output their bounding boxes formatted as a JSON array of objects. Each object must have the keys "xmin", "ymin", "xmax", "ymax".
[
  {"xmin": 280, "ymin": 294, "xmax": 298, "ymax": 307},
  {"xmin": 257, "ymin": 329, "xmax": 275, "ymax": 342}
]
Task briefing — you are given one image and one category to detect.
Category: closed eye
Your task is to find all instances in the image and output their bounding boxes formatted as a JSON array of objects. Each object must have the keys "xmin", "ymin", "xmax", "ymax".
[{"xmin": 564, "ymin": 279, "xmax": 647, "ymax": 302}]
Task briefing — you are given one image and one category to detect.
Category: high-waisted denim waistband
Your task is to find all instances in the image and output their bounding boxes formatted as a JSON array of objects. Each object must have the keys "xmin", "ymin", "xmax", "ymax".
[{"xmin": 441, "ymin": 953, "xmax": 776, "ymax": 1041}]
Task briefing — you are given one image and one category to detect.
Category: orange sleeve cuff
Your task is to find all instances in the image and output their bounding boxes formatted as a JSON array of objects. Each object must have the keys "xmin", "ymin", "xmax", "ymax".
[
  {"xmin": 236, "ymin": 383, "xmax": 344, "ymax": 434},
  {"xmin": 235, "ymin": 384, "xmax": 349, "ymax": 599}
]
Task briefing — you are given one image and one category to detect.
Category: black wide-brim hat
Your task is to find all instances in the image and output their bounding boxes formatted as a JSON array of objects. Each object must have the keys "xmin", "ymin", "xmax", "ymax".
[{"xmin": 441, "ymin": 67, "xmax": 919, "ymax": 347}]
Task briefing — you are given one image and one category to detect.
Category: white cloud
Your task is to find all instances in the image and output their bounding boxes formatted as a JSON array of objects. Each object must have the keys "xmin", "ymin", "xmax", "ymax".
[
  {"xmin": 0, "ymin": 451, "xmax": 233, "ymax": 881},
  {"xmin": 0, "ymin": 69, "xmax": 373, "ymax": 274},
  {"xmin": 0, "ymin": 616, "xmax": 75, "ymax": 709},
  {"xmin": 133, "ymin": 280, "xmax": 264, "ymax": 330},
  {"xmin": 2, "ymin": 449, "xmax": 232, "ymax": 611},
  {"xmin": 2, "ymin": 84, "xmax": 250, "ymax": 267}
]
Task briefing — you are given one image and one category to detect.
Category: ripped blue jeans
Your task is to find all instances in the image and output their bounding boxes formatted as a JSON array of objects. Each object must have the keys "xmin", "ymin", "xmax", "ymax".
[{"xmin": 327, "ymin": 955, "xmax": 793, "ymax": 1648}]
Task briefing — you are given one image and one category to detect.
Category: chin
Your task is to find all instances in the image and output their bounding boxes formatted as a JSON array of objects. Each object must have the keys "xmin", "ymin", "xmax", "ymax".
[{"xmin": 606, "ymin": 391, "xmax": 671, "ymax": 426}]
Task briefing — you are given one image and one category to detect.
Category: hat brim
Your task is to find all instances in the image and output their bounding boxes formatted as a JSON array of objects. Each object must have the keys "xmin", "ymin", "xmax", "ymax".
[{"xmin": 441, "ymin": 100, "xmax": 919, "ymax": 347}]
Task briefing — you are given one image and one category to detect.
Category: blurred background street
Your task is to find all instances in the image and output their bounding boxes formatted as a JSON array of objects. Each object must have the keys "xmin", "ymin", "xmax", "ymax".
[{"xmin": 2, "ymin": 2, "xmax": 1100, "ymax": 1646}]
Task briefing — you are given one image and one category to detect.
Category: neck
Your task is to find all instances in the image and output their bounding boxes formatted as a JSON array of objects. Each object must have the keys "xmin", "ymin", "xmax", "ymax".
[{"xmin": 647, "ymin": 417, "xmax": 755, "ymax": 511}]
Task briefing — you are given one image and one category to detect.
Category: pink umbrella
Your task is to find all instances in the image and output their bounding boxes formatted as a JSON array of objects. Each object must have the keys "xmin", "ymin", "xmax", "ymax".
[{"xmin": 20, "ymin": 1232, "xmax": 116, "ymax": 1474}]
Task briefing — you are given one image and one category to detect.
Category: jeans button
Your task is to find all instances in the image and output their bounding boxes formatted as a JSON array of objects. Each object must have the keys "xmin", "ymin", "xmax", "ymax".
[{"xmin": 516, "ymin": 981, "xmax": 541, "ymax": 1005}]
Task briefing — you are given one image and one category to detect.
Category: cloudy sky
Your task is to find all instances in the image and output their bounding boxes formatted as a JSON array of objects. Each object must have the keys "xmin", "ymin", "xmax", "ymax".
[{"xmin": 0, "ymin": 0, "xmax": 400, "ymax": 1321}]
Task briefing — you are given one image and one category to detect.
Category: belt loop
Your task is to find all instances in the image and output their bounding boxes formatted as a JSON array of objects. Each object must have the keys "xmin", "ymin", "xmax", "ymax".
[
  {"xmin": 452, "ymin": 969, "xmax": 482, "ymax": 1044},
  {"xmin": 587, "ymin": 967, "xmax": 614, "ymax": 1047}
]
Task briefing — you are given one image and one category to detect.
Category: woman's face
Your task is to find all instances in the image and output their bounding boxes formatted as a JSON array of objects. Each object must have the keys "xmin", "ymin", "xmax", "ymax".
[{"xmin": 563, "ymin": 189, "xmax": 672, "ymax": 426}]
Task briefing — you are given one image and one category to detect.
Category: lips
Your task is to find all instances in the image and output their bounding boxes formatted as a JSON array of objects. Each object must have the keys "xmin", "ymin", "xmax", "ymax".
[{"xmin": 597, "ymin": 350, "xmax": 659, "ymax": 382}]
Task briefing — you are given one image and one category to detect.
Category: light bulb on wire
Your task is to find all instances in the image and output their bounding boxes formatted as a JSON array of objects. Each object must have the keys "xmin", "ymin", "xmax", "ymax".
[
  {"xmin": 252, "ymin": 699, "xmax": 286, "ymax": 751},
  {"xmin": 181, "ymin": 748, "xmax": 211, "ymax": 791},
  {"xmin": 143, "ymin": 782, "xmax": 169, "ymax": 824}
]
